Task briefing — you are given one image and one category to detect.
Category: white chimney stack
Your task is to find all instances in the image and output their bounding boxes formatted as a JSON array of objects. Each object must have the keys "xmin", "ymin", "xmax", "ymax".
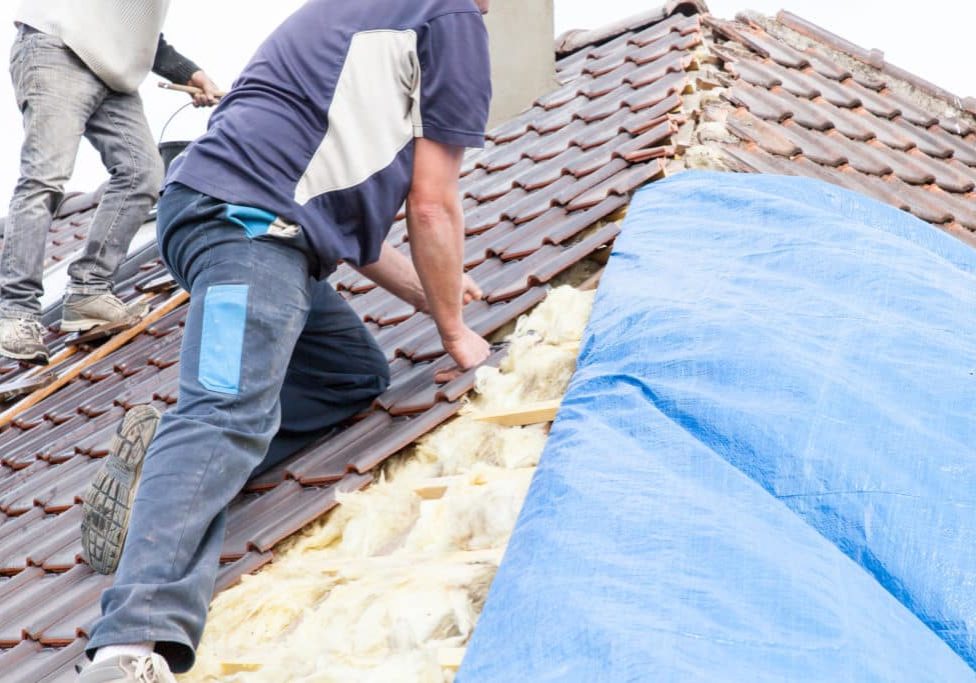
[{"xmin": 483, "ymin": 0, "xmax": 557, "ymax": 128}]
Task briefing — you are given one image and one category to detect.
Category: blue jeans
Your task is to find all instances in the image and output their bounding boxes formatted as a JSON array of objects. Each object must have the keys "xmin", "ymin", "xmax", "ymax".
[
  {"xmin": 0, "ymin": 26, "xmax": 163, "ymax": 320},
  {"xmin": 87, "ymin": 183, "xmax": 390, "ymax": 672}
]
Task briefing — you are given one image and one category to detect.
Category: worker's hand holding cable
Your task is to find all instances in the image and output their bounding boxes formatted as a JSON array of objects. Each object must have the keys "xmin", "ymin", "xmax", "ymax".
[{"xmin": 406, "ymin": 138, "xmax": 491, "ymax": 371}]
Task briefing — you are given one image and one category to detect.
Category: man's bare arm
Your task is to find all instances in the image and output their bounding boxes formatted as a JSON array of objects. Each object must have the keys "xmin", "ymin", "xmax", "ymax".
[
  {"xmin": 353, "ymin": 242, "xmax": 483, "ymax": 313},
  {"xmin": 352, "ymin": 242, "xmax": 426, "ymax": 310},
  {"xmin": 403, "ymin": 138, "xmax": 490, "ymax": 369}
]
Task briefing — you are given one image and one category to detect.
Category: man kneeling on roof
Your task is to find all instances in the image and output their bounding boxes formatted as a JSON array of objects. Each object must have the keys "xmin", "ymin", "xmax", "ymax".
[
  {"xmin": 0, "ymin": 1, "xmax": 219, "ymax": 366},
  {"xmin": 77, "ymin": 0, "xmax": 493, "ymax": 680}
]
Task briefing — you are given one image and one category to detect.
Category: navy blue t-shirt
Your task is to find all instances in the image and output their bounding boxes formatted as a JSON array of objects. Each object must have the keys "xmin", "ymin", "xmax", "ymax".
[{"xmin": 166, "ymin": 0, "xmax": 492, "ymax": 277}]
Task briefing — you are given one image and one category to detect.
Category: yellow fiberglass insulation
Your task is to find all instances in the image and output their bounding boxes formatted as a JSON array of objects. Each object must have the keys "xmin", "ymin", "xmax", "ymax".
[{"xmin": 180, "ymin": 285, "xmax": 596, "ymax": 683}]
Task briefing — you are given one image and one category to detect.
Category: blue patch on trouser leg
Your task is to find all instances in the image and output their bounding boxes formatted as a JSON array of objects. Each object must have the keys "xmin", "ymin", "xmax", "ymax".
[{"xmin": 199, "ymin": 284, "xmax": 248, "ymax": 394}]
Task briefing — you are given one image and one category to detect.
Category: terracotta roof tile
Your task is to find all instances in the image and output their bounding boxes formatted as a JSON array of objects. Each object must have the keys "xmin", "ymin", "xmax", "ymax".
[
  {"xmin": 625, "ymin": 51, "xmax": 692, "ymax": 89},
  {"xmin": 929, "ymin": 128, "xmax": 976, "ymax": 166},
  {"xmin": 727, "ymin": 82, "xmax": 790, "ymax": 122},
  {"xmin": 0, "ymin": 637, "xmax": 87, "ymax": 681},
  {"xmin": 213, "ymin": 550, "xmax": 273, "ymax": 595},
  {"xmin": 627, "ymin": 12, "xmax": 701, "ymax": 48},
  {"xmin": 776, "ymin": 122, "xmax": 847, "ymax": 166},
  {"xmin": 726, "ymin": 107, "xmax": 801, "ymax": 156},
  {"xmin": 496, "ymin": 196, "xmax": 630, "ymax": 260},
  {"xmin": 726, "ymin": 58, "xmax": 782, "ymax": 90}
]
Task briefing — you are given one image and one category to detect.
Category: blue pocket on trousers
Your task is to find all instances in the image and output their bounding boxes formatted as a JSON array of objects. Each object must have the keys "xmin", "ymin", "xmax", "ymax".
[
  {"xmin": 199, "ymin": 284, "xmax": 249, "ymax": 395},
  {"xmin": 222, "ymin": 204, "xmax": 276, "ymax": 239}
]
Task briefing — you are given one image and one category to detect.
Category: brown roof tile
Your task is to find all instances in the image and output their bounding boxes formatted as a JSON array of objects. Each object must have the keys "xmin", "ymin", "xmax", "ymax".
[{"xmin": 726, "ymin": 107, "xmax": 801, "ymax": 156}]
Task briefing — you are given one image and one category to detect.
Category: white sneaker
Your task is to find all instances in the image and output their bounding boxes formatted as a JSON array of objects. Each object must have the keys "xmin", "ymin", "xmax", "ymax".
[
  {"xmin": 77, "ymin": 653, "xmax": 176, "ymax": 682},
  {"xmin": 61, "ymin": 292, "xmax": 148, "ymax": 333},
  {"xmin": 0, "ymin": 316, "xmax": 49, "ymax": 364}
]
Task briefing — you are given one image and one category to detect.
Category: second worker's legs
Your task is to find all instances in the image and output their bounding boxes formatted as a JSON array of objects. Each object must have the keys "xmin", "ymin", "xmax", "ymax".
[{"xmin": 0, "ymin": 29, "xmax": 106, "ymax": 360}]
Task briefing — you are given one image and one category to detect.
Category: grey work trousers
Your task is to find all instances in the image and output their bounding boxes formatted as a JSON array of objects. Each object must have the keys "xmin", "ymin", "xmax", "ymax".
[
  {"xmin": 88, "ymin": 184, "xmax": 391, "ymax": 672},
  {"xmin": 1, "ymin": 26, "xmax": 163, "ymax": 320}
]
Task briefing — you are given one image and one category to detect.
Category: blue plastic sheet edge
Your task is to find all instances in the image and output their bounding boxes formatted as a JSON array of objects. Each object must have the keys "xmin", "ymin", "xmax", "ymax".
[{"xmin": 458, "ymin": 171, "xmax": 976, "ymax": 682}]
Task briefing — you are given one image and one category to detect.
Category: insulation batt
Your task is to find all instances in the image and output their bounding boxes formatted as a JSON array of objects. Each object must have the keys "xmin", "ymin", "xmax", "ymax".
[{"xmin": 179, "ymin": 286, "xmax": 595, "ymax": 682}]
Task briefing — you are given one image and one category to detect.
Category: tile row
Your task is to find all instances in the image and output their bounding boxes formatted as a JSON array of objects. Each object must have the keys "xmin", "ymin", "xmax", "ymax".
[{"xmin": 711, "ymin": 17, "xmax": 976, "ymax": 235}]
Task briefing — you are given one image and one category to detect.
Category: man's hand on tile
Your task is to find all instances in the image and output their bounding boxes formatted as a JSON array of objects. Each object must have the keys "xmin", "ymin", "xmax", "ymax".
[{"xmin": 441, "ymin": 324, "xmax": 490, "ymax": 371}]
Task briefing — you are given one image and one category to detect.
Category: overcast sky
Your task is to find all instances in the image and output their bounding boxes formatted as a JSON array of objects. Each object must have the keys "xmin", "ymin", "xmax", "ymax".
[{"xmin": 0, "ymin": 1, "xmax": 971, "ymax": 212}]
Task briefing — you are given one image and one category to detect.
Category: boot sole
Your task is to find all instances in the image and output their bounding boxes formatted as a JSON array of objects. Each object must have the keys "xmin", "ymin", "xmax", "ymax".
[{"xmin": 81, "ymin": 404, "xmax": 161, "ymax": 574}]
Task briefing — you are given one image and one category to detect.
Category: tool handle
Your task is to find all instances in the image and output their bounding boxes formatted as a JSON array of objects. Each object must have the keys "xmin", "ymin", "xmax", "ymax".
[{"xmin": 158, "ymin": 81, "xmax": 227, "ymax": 99}]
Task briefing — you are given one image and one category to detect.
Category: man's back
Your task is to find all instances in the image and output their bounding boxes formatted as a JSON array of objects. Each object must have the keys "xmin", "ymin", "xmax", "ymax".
[
  {"xmin": 15, "ymin": 0, "xmax": 170, "ymax": 92},
  {"xmin": 168, "ymin": 0, "xmax": 491, "ymax": 275}
]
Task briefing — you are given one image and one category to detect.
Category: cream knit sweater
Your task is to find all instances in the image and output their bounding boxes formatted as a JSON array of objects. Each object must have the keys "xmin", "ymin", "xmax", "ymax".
[{"xmin": 15, "ymin": 0, "xmax": 171, "ymax": 93}]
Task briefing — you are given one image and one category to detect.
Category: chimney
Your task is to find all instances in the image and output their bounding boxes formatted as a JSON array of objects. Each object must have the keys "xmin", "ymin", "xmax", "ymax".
[{"xmin": 483, "ymin": 0, "xmax": 557, "ymax": 128}]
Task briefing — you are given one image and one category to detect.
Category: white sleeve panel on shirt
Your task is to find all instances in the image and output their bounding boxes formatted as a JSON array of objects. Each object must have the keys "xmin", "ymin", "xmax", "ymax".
[{"xmin": 294, "ymin": 29, "xmax": 420, "ymax": 205}]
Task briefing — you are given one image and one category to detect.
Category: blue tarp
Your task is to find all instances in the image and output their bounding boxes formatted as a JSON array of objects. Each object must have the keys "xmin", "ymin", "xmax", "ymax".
[{"xmin": 458, "ymin": 172, "xmax": 976, "ymax": 682}]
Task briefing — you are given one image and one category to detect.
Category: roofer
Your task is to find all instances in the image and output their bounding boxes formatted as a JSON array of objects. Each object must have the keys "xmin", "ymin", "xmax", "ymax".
[
  {"xmin": 77, "ymin": 0, "xmax": 492, "ymax": 680},
  {"xmin": 0, "ymin": 2, "xmax": 219, "ymax": 365}
]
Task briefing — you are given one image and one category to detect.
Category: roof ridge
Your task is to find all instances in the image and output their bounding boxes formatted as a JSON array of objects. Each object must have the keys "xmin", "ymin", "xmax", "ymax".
[
  {"xmin": 554, "ymin": 0, "xmax": 708, "ymax": 57},
  {"xmin": 774, "ymin": 10, "xmax": 976, "ymax": 117}
]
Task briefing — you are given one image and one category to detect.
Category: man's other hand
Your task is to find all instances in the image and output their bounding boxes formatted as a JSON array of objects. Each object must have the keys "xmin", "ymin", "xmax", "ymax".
[
  {"xmin": 462, "ymin": 274, "xmax": 483, "ymax": 305},
  {"xmin": 413, "ymin": 273, "xmax": 482, "ymax": 313},
  {"xmin": 187, "ymin": 71, "xmax": 220, "ymax": 107},
  {"xmin": 442, "ymin": 325, "xmax": 490, "ymax": 370}
]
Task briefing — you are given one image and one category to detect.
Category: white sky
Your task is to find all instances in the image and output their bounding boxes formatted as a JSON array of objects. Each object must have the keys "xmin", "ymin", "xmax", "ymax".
[{"xmin": 0, "ymin": 1, "xmax": 971, "ymax": 212}]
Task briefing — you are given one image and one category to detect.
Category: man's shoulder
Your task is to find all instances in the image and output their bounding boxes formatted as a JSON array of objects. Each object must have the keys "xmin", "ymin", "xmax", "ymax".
[
  {"xmin": 416, "ymin": 0, "xmax": 483, "ymax": 23},
  {"xmin": 255, "ymin": 0, "xmax": 481, "ymax": 56},
  {"xmin": 355, "ymin": 0, "xmax": 483, "ymax": 33}
]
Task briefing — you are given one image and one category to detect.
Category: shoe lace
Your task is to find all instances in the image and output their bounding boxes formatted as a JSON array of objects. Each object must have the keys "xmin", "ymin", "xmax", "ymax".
[
  {"xmin": 129, "ymin": 654, "xmax": 170, "ymax": 683},
  {"xmin": 104, "ymin": 293, "xmax": 128, "ymax": 310},
  {"xmin": 14, "ymin": 318, "xmax": 44, "ymax": 338}
]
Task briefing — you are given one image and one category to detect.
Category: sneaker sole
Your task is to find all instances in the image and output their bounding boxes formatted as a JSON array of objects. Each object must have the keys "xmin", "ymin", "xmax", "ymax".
[
  {"xmin": 60, "ymin": 318, "xmax": 103, "ymax": 333},
  {"xmin": 81, "ymin": 404, "xmax": 161, "ymax": 574},
  {"xmin": 0, "ymin": 345, "xmax": 49, "ymax": 365},
  {"xmin": 61, "ymin": 303, "xmax": 149, "ymax": 333},
  {"xmin": 60, "ymin": 317, "xmax": 128, "ymax": 333}
]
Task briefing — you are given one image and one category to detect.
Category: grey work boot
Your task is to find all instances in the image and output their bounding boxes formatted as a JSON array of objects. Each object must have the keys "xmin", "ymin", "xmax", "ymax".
[
  {"xmin": 61, "ymin": 292, "xmax": 149, "ymax": 333},
  {"xmin": 81, "ymin": 404, "xmax": 161, "ymax": 574},
  {"xmin": 78, "ymin": 653, "xmax": 176, "ymax": 682},
  {"xmin": 0, "ymin": 316, "xmax": 49, "ymax": 365}
]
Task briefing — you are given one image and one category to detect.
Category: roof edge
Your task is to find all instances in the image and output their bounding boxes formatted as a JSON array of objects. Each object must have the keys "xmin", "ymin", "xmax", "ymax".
[
  {"xmin": 776, "ymin": 10, "xmax": 976, "ymax": 116},
  {"xmin": 554, "ymin": 0, "xmax": 709, "ymax": 57}
]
